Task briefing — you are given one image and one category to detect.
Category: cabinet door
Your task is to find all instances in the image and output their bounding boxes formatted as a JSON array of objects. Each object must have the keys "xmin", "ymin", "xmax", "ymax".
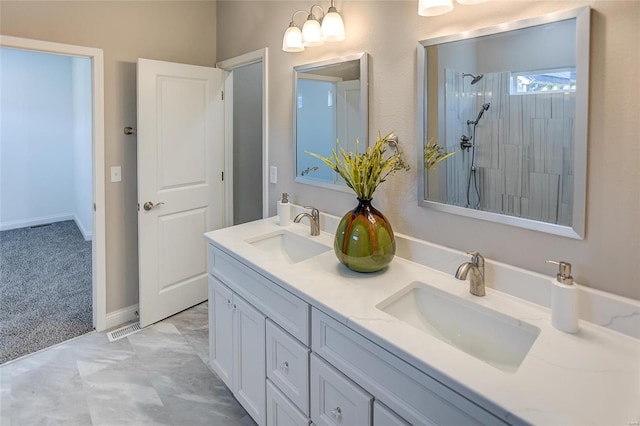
[
  {"xmin": 234, "ymin": 295, "xmax": 267, "ymax": 426},
  {"xmin": 209, "ymin": 277, "xmax": 234, "ymax": 388}
]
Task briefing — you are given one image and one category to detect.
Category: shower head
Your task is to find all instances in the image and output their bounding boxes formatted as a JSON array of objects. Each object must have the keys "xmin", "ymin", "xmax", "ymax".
[{"xmin": 462, "ymin": 73, "xmax": 484, "ymax": 85}]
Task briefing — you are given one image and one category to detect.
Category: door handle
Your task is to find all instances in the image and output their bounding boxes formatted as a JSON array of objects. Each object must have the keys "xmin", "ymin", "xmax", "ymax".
[{"xmin": 143, "ymin": 201, "xmax": 165, "ymax": 211}]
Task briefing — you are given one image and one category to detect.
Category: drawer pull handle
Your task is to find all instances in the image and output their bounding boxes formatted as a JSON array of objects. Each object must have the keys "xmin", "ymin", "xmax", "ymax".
[
  {"xmin": 330, "ymin": 407, "xmax": 342, "ymax": 420},
  {"xmin": 280, "ymin": 361, "xmax": 289, "ymax": 372}
]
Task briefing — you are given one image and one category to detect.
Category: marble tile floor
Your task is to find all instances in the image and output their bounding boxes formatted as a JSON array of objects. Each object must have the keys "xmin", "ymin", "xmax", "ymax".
[{"xmin": 0, "ymin": 302, "xmax": 256, "ymax": 426}]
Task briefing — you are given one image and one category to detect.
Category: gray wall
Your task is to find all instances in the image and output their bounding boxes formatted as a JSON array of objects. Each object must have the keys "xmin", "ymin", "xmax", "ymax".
[
  {"xmin": 2, "ymin": 1, "xmax": 637, "ymax": 311},
  {"xmin": 216, "ymin": 1, "xmax": 640, "ymax": 301},
  {"xmin": 0, "ymin": 1, "xmax": 217, "ymax": 313},
  {"xmin": 233, "ymin": 62, "xmax": 264, "ymax": 225}
]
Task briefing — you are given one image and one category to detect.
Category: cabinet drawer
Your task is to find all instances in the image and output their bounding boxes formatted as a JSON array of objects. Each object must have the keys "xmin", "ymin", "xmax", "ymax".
[
  {"xmin": 266, "ymin": 320, "xmax": 310, "ymax": 415},
  {"xmin": 311, "ymin": 354, "xmax": 372, "ymax": 426},
  {"xmin": 267, "ymin": 380, "xmax": 310, "ymax": 426},
  {"xmin": 312, "ymin": 309, "xmax": 507, "ymax": 426},
  {"xmin": 209, "ymin": 245, "xmax": 310, "ymax": 344},
  {"xmin": 373, "ymin": 401, "xmax": 411, "ymax": 426}
]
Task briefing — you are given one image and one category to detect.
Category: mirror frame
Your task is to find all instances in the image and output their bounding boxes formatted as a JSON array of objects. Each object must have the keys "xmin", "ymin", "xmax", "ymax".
[
  {"xmin": 293, "ymin": 52, "xmax": 369, "ymax": 193},
  {"xmin": 416, "ymin": 7, "xmax": 590, "ymax": 239}
]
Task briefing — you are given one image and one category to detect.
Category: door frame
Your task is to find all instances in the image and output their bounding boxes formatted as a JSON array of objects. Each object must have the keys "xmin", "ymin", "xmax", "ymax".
[
  {"xmin": 0, "ymin": 35, "xmax": 107, "ymax": 331},
  {"xmin": 216, "ymin": 48, "xmax": 269, "ymax": 225}
]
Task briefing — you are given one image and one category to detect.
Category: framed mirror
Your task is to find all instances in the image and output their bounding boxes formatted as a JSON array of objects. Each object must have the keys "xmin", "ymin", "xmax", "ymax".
[
  {"xmin": 417, "ymin": 7, "xmax": 590, "ymax": 239},
  {"xmin": 294, "ymin": 52, "xmax": 368, "ymax": 192}
]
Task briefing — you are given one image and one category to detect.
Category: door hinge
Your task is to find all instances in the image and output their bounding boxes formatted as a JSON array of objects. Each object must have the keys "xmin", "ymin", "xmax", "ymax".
[
  {"xmin": 221, "ymin": 171, "xmax": 224, "ymax": 181},
  {"xmin": 221, "ymin": 91, "xmax": 224, "ymax": 101},
  {"xmin": 137, "ymin": 203, "xmax": 140, "ymax": 211},
  {"xmin": 93, "ymin": 203, "xmax": 96, "ymax": 211}
]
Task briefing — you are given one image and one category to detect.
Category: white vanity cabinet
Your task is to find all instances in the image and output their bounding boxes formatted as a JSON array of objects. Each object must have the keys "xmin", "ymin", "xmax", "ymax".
[
  {"xmin": 312, "ymin": 309, "xmax": 507, "ymax": 426},
  {"xmin": 374, "ymin": 401, "xmax": 411, "ymax": 426},
  {"xmin": 209, "ymin": 277, "xmax": 234, "ymax": 386},
  {"xmin": 310, "ymin": 353, "xmax": 372, "ymax": 426},
  {"xmin": 267, "ymin": 380, "xmax": 311, "ymax": 426},
  {"xmin": 209, "ymin": 276, "xmax": 266, "ymax": 425},
  {"xmin": 266, "ymin": 320, "xmax": 310, "ymax": 415},
  {"xmin": 208, "ymin": 242, "xmax": 507, "ymax": 426},
  {"xmin": 208, "ymin": 244, "xmax": 312, "ymax": 426}
]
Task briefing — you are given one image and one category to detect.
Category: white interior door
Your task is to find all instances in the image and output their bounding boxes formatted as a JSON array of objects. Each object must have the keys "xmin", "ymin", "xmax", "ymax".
[
  {"xmin": 137, "ymin": 58, "xmax": 224, "ymax": 327},
  {"xmin": 336, "ymin": 80, "xmax": 361, "ymax": 154}
]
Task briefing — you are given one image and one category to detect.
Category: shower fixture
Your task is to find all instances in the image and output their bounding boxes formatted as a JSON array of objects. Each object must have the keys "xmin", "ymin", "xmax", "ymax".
[
  {"xmin": 460, "ymin": 134, "xmax": 473, "ymax": 151},
  {"xmin": 467, "ymin": 103, "xmax": 491, "ymax": 125},
  {"xmin": 462, "ymin": 73, "xmax": 484, "ymax": 85},
  {"xmin": 463, "ymin": 102, "xmax": 491, "ymax": 209}
]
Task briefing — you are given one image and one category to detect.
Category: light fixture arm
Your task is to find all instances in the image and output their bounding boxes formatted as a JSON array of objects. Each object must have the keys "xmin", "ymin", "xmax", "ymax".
[
  {"xmin": 327, "ymin": 0, "xmax": 338, "ymax": 13},
  {"xmin": 308, "ymin": 4, "xmax": 325, "ymax": 21},
  {"xmin": 289, "ymin": 9, "xmax": 309, "ymax": 27}
]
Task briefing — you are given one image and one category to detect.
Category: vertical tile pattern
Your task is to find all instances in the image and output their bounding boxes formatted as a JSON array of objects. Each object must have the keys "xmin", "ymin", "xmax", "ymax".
[{"xmin": 442, "ymin": 69, "xmax": 574, "ymax": 225}]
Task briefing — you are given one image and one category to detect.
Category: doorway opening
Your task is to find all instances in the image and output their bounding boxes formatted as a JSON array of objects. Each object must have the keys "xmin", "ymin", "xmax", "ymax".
[
  {"xmin": 217, "ymin": 48, "xmax": 269, "ymax": 226},
  {"xmin": 0, "ymin": 36, "xmax": 106, "ymax": 364}
]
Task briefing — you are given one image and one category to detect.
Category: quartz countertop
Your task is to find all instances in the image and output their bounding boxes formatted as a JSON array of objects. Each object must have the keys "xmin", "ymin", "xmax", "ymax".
[{"xmin": 204, "ymin": 217, "xmax": 640, "ymax": 426}]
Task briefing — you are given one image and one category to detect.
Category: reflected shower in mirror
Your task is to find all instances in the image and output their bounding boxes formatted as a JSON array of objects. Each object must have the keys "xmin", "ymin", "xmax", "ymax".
[
  {"xmin": 294, "ymin": 53, "xmax": 368, "ymax": 192},
  {"xmin": 418, "ymin": 7, "xmax": 590, "ymax": 239}
]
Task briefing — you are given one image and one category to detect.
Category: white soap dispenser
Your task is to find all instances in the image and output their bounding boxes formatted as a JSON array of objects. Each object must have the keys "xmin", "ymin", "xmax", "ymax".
[
  {"xmin": 277, "ymin": 193, "xmax": 290, "ymax": 226},
  {"xmin": 546, "ymin": 260, "xmax": 579, "ymax": 333}
]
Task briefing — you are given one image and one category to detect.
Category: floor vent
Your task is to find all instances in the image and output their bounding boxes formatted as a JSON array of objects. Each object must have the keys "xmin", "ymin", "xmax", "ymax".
[
  {"xmin": 30, "ymin": 223, "xmax": 52, "ymax": 229},
  {"xmin": 107, "ymin": 322, "xmax": 142, "ymax": 342}
]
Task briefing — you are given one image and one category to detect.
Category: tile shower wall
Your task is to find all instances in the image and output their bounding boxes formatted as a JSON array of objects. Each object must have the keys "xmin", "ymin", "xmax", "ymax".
[{"xmin": 443, "ymin": 69, "xmax": 574, "ymax": 225}]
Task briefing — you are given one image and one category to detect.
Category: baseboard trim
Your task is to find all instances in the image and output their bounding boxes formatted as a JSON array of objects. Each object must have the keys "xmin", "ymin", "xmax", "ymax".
[
  {"xmin": 73, "ymin": 214, "xmax": 93, "ymax": 241},
  {"xmin": 105, "ymin": 304, "xmax": 139, "ymax": 330},
  {"xmin": 0, "ymin": 213, "xmax": 74, "ymax": 231}
]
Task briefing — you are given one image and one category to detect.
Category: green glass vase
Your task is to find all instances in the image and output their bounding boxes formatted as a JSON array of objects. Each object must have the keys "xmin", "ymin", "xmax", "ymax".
[{"xmin": 334, "ymin": 198, "xmax": 396, "ymax": 273}]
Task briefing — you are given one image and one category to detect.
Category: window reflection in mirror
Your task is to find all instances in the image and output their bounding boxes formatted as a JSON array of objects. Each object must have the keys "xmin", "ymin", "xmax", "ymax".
[
  {"xmin": 418, "ymin": 8, "xmax": 589, "ymax": 239},
  {"xmin": 294, "ymin": 53, "xmax": 368, "ymax": 191}
]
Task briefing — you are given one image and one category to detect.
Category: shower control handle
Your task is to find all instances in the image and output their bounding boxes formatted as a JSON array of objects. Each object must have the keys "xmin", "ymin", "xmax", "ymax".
[{"xmin": 143, "ymin": 201, "xmax": 165, "ymax": 211}]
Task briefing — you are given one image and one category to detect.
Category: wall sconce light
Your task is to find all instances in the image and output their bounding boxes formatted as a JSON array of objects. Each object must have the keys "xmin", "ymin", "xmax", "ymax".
[
  {"xmin": 282, "ymin": 0, "xmax": 345, "ymax": 52},
  {"xmin": 322, "ymin": 2, "xmax": 346, "ymax": 42},
  {"xmin": 418, "ymin": 0, "xmax": 487, "ymax": 17},
  {"xmin": 282, "ymin": 10, "xmax": 307, "ymax": 52},
  {"xmin": 302, "ymin": 6, "xmax": 324, "ymax": 47}
]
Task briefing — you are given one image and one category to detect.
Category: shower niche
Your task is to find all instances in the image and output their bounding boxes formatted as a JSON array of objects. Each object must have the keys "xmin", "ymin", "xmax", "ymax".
[{"xmin": 417, "ymin": 7, "xmax": 590, "ymax": 239}]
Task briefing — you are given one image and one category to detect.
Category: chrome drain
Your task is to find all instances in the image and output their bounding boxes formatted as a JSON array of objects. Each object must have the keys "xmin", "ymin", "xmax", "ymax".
[{"xmin": 107, "ymin": 322, "xmax": 142, "ymax": 342}]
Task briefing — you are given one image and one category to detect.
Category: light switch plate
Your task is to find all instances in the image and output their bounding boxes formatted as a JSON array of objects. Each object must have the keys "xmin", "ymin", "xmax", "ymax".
[
  {"xmin": 111, "ymin": 166, "xmax": 122, "ymax": 183},
  {"xmin": 269, "ymin": 166, "xmax": 277, "ymax": 184}
]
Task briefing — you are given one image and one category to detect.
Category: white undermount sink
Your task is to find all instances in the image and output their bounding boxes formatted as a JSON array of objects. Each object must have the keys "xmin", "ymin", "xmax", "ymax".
[
  {"xmin": 246, "ymin": 230, "xmax": 330, "ymax": 264},
  {"xmin": 377, "ymin": 281, "xmax": 540, "ymax": 373}
]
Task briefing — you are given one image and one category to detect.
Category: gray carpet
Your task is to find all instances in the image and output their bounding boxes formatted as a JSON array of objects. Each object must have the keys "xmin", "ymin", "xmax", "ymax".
[{"xmin": 0, "ymin": 220, "xmax": 93, "ymax": 364}]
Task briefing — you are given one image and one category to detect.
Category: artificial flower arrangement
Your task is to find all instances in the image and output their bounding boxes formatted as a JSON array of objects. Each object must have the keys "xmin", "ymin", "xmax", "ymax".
[
  {"xmin": 306, "ymin": 131, "xmax": 409, "ymax": 200},
  {"xmin": 424, "ymin": 137, "xmax": 457, "ymax": 170},
  {"xmin": 304, "ymin": 131, "xmax": 456, "ymax": 273}
]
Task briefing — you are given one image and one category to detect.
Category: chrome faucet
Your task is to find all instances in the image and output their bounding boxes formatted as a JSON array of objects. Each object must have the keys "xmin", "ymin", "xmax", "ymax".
[
  {"xmin": 294, "ymin": 206, "xmax": 320, "ymax": 236},
  {"xmin": 455, "ymin": 251, "xmax": 485, "ymax": 297}
]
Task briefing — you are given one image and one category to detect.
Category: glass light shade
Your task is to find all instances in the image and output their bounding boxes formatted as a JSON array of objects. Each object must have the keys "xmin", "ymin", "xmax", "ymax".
[
  {"xmin": 321, "ymin": 10, "xmax": 345, "ymax": 42},
  {"xmin": 282, "ymin": 26, "xmax": 304, "ymax": 52},
  {"xmin": 302, "ymin": 18, "xmax": 324, "ymax": 46},
  {"xmin": 457, "ymin": 0, "xmax": 487, "ymax": 3},
  {"xmin": 418, "ymin": 0, "xmax": 454, "ymax": 16}
]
